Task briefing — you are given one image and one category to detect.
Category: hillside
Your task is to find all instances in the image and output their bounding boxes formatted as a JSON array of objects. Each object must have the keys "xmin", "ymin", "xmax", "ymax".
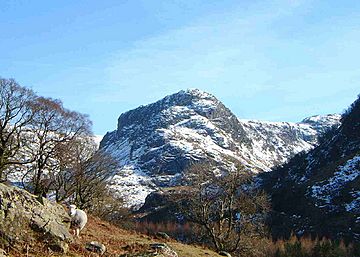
[
  {"xmin": 261, "ymin": 95, "xmax": 360, "ymax": 241},
  {"xmin": 6, "ymin": 214, "xmax": 222, "ymax": 257},
  {"xmin": 69, "ymin": 216, "xmax": 222, "ymax": 257},
  {"xmin": 100, "ymin": 89, "xmax": 340, "ymax": 207},
  {"xmin": 0, "ymin": 182, "xmax": 220, "ymax": 257}
]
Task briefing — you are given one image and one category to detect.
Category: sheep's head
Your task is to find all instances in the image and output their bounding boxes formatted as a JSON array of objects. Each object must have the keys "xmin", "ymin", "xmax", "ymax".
[{"xmin": 68, "ymin": 204, "xmax": 77, "ymax": 217}]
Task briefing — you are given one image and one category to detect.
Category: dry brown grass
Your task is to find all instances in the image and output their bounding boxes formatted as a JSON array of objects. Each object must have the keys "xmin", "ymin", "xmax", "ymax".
[
  {"xmin": 7, "ymin": 215, "xmax": 221, "ymax": 257},
  {"xmin": 7, "ymin": 216, "xmax": 358, "ymax": 257}
]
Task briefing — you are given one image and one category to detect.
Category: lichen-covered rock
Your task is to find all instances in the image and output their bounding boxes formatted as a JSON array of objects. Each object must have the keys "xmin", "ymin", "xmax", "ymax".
[
  {"xmin": 0, "ymin": 183, "xmax": 72, "ymax": 253},
  {"xmin": 155, "ymin": 232, "xmax": 170, "ymax": 241},
  {"xmin": 150, "ymin": 243, "xmax": 177, "ymax": 257},
  {"xmin": 119, "ymin": 243, "xmax": 178, "ymax": 257},
  {"xmin": 85, "ymin": 241, "xmax": 106, "ymax": 255}
]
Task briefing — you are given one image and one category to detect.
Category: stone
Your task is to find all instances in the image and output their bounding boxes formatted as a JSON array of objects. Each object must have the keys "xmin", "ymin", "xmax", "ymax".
[
  {"xmin": 118, "ymin": 243, "xmax": 178, "ymax": 257},
  {"xmin": 49, "ymin": 241, "xmax": 69, "ymax": 253},
  {"xmin": 150, "ymin": 243, "xmax": 178, "ymax": 257},
  {"xmin": 119, "ymin": 254, "xmax": 157, "ymax": 257},
  {"xmin": 0, "ymin": 248, "xmax": 7, "ymax": 257},
  {"xmin": 85, "ymin": 241, "xmax": 106, "ymax": 255},
  {"xmin": 219, "ymin": 251, "xmax": 232, "ymax": 257},
  {"xmin": 0, "ymin": 183, "xmax": 73, "ymax": 253},
  {"xmin": 155, "ymin": 232, "xmax": 170, "ymax": 240}
]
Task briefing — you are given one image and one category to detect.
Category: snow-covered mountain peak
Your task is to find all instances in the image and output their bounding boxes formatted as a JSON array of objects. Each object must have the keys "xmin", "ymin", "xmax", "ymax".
[
  {"xmin": 111, "ymin": 89, "xmax": 222, "ymax": 134},
  {"xmin": 301, "ymin": 114, "xmax": 341, "ymax": 127},
  {"xmin": 155, "ymin": 88, "xmax": 218, "ymax": 107},
  {"xmin": 184, "ymin": 88, "xmax": 217, "ymax": 99},
  {"xmin": 100, "ymin": 91, "xmax": 341, "ymax": 207}
]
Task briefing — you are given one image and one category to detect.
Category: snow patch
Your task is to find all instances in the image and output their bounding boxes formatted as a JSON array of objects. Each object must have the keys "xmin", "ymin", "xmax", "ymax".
[{"xmin": 311, "ymin": 155, "xmax": 360, "ymax": 207}]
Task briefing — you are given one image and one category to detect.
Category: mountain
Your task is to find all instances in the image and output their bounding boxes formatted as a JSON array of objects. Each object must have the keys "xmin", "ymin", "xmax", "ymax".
[
  {"xmin": 239, "ymin": 114, "xmax": 340, "ymax": 170},
  {"xmin": 100, "ymin": 89, "xmax": 340, "ymax": 207},
  {"xmin": 262, "ymin": 95, "xmax": 360, "ymax": 241}
]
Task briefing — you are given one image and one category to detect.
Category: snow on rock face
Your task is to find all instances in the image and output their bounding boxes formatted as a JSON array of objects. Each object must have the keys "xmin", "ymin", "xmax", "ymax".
[
  {"xmin": 311, "ymin": 155, "xmax": 360, "ymax": 210},
  {"xmin": 107, "ymin": 166, "xmax": 157, "ymax": 209},
  {"xmin": 346, "ymin": 191, "xmax": 360, "ymax": 213},
  {"xmin": 302, "ymin": 114, "xmax": 341, "ymax": 129},
  {"xmin": 101, "ymin": 89, "xmax": 340, "ymax": 207},
  {"xmin": 238, "ymin": 119, "xmax": 332, "ymax": 170},
  {"xmin": 93, "ymin": 135, "xmax": 104, "ymax": 146},
  {"xmin": 262, "ymin": 96, "xmax": 359, "ymax": 241}
]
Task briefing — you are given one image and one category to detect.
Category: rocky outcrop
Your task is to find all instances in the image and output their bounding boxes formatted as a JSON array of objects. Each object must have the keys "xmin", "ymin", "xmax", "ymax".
[{"xmin": 0, "ymin": 183, "xmax": 72, "ymax": 253}]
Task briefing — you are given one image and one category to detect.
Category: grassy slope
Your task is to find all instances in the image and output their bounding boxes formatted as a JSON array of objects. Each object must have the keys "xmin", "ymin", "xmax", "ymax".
[
  {"xmin": 10, "ymin": 216, "xmax": 221, "ymax": 257},
  {"xmin": 71, "ymin": 216, "xmax": 222, "ymax": 256}
]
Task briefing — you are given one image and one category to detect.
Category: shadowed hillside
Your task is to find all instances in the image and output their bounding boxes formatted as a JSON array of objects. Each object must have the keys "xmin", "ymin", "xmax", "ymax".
[{"xmin": 262, "ymin": 94, "xmax": 360, "ymax": 241}]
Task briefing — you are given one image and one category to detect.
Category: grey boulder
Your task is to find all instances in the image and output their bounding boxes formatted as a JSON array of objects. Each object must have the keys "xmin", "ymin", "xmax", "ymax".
[{"xmin": 0, "ymin": 183, "xmax": 72, "ymax": 253}]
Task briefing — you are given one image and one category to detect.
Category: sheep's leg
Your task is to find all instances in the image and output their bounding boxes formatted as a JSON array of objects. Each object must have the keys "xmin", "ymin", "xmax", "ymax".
[
  {"xmin": 76, "ymin": 228, "xmax": 80, "ymax": 238},
  {"xmin": 71, "ymin": 228, "xmax": 78, "ymax": 237}
]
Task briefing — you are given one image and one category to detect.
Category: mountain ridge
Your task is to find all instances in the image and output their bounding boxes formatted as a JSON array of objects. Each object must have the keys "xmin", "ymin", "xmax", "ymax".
[
  {"xmin": 100, "ymin": 89, "xmax": 341, "ymax": 207},
  {"xmin": 262, "ymin": 94, "xmax": 360, "ymax": 241}
]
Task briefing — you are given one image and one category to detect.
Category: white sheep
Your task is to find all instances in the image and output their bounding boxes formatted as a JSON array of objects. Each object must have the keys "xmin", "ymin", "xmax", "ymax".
[{"xmin": 68, "ymin": 204, "xmax": 88, "ymax": 237}]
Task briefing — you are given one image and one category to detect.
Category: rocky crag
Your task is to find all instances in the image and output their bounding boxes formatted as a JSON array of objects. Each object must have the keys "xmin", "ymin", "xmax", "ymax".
[{"xmin": 0, "ymin": 183, "xmax": 72, "ymax": 254}]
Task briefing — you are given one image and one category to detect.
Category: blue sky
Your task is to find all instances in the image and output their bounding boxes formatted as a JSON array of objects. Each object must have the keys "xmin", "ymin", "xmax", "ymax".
[{"xmin": 1, "ymin": 0, "xmax": 359, "ymax": 135}]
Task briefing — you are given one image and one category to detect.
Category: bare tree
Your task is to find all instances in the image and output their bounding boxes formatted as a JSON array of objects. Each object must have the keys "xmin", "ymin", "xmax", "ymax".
[
  {"xmin": 22, "ymin": 96, "xmax": 92, "ymax": 195},
  {"xmin": 0, "ymin": 78, "xmax": 119, "ymax": 213},
  {"xmin": 50, "ymin": 135, "xmax": 119, "ymax": 211},
  {"xmin": 71, "ymin": 149, "xmax": 119, "ymax": 210},
  {"xmin": 49, "ymin": 136, "xmax": 92, "ymax": 202},
  {"xmin": 179, "ymin": 160, "xmax": 269, "ymax": 253},
  {"xmin": 0, "ymin": 78, "xmax": 36, "ymax": 181}
]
